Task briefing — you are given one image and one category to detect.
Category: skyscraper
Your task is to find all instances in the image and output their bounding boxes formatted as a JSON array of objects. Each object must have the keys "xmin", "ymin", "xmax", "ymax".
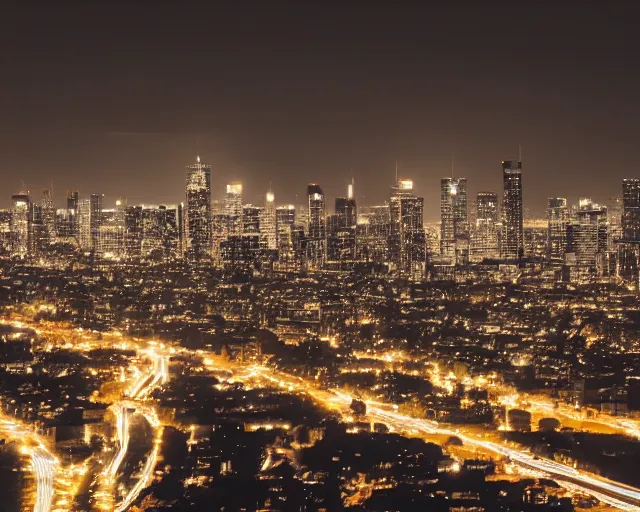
[
  {"xmin": 260, "ymin": 192, "xmax": 277, "ymax": 251},
  {"xmin": 225, "ymin": 182, "xmax": 243, "ymax": 235},
  {"xmin": 329, "ymin": 184, "xmax": 358, "ymax": 263},
  {"xmin": 41, "ymin": 189, "xmax": 56, "ymax": 246},
  {"xmin": 77, "ymin": 198, "xmax": 91, "ymax": 250},
  {"xmin": 307, "ymin": 183, "xmax": 326, "ymax": 267},
  {"xmin": 388, "ymin": 178, "xmax": 425, "ymax": 278},
  {"xmin": 472, "ymin": 192, "xmax": 499, "ymax": 261},
  {"xmin": 276, "ymin": 205, "xmax": 296, "ymax": 262},
  {"xmin": 547, "ymin": 197, "xmax": 568, "ymax": 262},
  {"xmin": 90, "ymin": 193, "xmax": 103, "ymax": 251},
  {"xmin": 565, "ymin": 198, "xmax": 608, "ymax": 282},
  {"xmin": 11, "ymin": 193, "xmax": 30, "ymax": 258},
  {"xmin": 502, "ymin": 160, "xmax": 524, "ymax": 259},
  {"xmin": 622, "ymin": 178, "xmax": 640, "ymax": 242},
  {"xmin": 185, "ymin": 156, "xmax": 212, "ymax": 260},
  {"xmin": 440, "ymin": 177, "xmax": 468, "ymax": 264}
]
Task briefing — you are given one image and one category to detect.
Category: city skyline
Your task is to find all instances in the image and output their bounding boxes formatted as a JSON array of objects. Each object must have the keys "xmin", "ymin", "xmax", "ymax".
[{"xmin": 2, "ymin": 2, "xmax": 639, "ymax": 218}]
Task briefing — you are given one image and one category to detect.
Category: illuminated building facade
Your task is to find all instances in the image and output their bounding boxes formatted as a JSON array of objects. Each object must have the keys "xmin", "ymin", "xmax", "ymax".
[
  {"xmin": 90, "ymin": 193, "xmax": 103, "ymax": 251},
  {"xmin": 547, "ymin": 197, "xmax": 568, "ymax": 262},
  {"xmin": 328, "ymin": 184, "xmax": 357, "ymax": 262},
  {"xmin": 225, "ymin": 182, "xmax": 243, "ymax": 235},
  {"xmin": 472, "ymin": 192, "xmax": 499, "ymax": 261},
  {"xmin": 502, "ymin": 160, "xmax": 523, "ymax": 259},
  {"xmin": 307, "ymin": 183, "xmax": 326, "ymax": 267},
  {"xmin": 622, "ymin": 178, "xmax": 640, "ymax": 242},
  {"xmin": 77, "ymin": 198, "xmax": 91, "ymax": 250},
  {"xmin": 356, "ymin": 205, "xmax": 389, "ymax": 264},
  {"xmin": 260, "ymin": 192, "xmax": 277, "ymax": 251},
  {"xmin": 440, "ymin": 177, "xmax": 468, "ymax": 264},
  {"xmin": 11, "ymin": 193, "xmax": 30, "ymax": 258},
  {"xmin": 41, "ymin": 189, "xmax": 56, "ymax": 246},
  {"xmin": 185, "ymin": 156, "xmax": 212, "ymax": 260},
  {"xmin": 388, "ymin": 179, "xmax": 425, "ymax": 278},
  {"xmin": 565, "ymin": 198, "xmax": 608, "ymax": 282}
]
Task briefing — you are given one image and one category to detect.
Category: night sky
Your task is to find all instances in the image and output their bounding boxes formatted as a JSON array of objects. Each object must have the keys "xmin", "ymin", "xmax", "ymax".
[{"xmin": 1, "ymin": 2, "xmax": 638, "ymax": 219}]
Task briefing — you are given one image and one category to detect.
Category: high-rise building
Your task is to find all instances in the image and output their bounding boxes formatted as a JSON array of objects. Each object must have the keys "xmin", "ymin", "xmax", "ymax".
[
  {"xmin": 622, "ymin": 178, "xmax": 640, "ymax": 242},
  {"xmin": 565, "ymin": 198, "xmax": 608, "ymax": 282},
  {"xmin": 142, "ymin": 205, "xmax": 180, "ymax": 260},
  {"xmin": 329, "ymin": 184, "xmax": 357, "ymax": 262},
  {"xmin": 502, "ymin": 160, "xmax": 524, "ymax": 259},
  {"xmin": 276, "ymin": 205, "xmax": 296, "ymax": 262},
  {"xmin": 225, "ymin": 182, "xmax": 243, "ymax": 235},
  {"xmin": 11, "ymin": 193, "xmax": 30, "ymax": 258},
  {"xmin": 307, "ymin": 184, "xmax": 326, "ymax": 267},
  {"xmin": 97, "ymin": 202, "xmax": 125, "ymax": 259},
  {"xmin": 440, "ymin": 177, "xmax": 468, "ymax": 264},
  {"xmin": 77, "ymin": 198, "xmax": 92, "ymax": 250},
  {"xmin": 0, "ymin": 210, "xmax": 11, "ymax": 254},
  {"xmin": 547, "ymin": 197, "xmax": 568, "ymax": 262},
  {"xmin": 125, "ymin": 205, "xmax": 144, "ymax": 259},
  {"xmin": 90, "ymin": 194, "xmax": 103, "ymax": 251},
  {"xmin": 260, "ymin": 192, "xmax": 277, "ymax": 251},
  {"xmin": 356, "ymin": 204, "xmax": 389, "ymax": 264},
  {"xmin": 388, "ymin": 179, "xmax": 425, "ymax": 278},
  {"xmin": 472, "ymin": 192, "xmax": 499, "ymax": 261},
  {"xmin": 40, "ymin": 189, "xmax": 56, "ymax": 246},
  {"xmin": 67, "ymin": 190, "xmax": 79, "ymax": 211},
  {"xmin": 185, "ymin": 156, "xmax": 212, "ymax": 260}
]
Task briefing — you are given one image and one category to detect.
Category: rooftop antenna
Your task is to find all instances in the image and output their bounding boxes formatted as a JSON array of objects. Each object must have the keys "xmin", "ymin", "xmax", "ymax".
[
  {"xmin": 395, "ymin": 160, "xmax": 398, "ymax": 183},
  {"xmin": 451, "ymin": 152, "xmax": 455, "ymax": 178},
  {"xmin": 518, "ymin": 144, "xmax": 522, "ymax": 163}
]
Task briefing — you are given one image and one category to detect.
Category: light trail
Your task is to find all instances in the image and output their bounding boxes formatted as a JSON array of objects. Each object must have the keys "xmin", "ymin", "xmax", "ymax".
[
  {"xmin": 104, "ymin": 404, "xmax": 132, "ymax": 479},
  {"xmin": 0, "ymin": 414, "xmax": 60, "ymax": 512},
  {"xmin": 31, "ymin": 448, "xmax": 57, "ymax": 512},
  {"xmin": 241, "ymin": 364, "xmax": 640, "ymax": 511}
]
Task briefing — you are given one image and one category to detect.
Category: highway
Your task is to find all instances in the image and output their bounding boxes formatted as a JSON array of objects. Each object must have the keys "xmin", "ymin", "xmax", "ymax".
[
  {"xmin": 4, "ymin": 316, "xmax": 640, "ymax": 511},
  {"xmin": 31, "ymin": 448, "xmax": 57, "ymax": 512},
  {"xmin": 238, "ymin": 363, "xmax": 640, "ymax": 511},
  {"xmin": 0, "ymin": 415, "xmax": 58, "ymax": 512}
]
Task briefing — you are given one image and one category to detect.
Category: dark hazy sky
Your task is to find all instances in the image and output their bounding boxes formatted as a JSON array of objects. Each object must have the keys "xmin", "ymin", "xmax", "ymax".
[{"xmin": 1, "ymin": 1, "xmax": 638, "ymax": 220}]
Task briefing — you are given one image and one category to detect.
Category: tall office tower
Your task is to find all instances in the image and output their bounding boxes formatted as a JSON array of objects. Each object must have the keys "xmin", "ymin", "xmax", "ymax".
[
  {"xmin": 335, "ymin": 182, "xmax": 357, "ymax": 228},
  {"xmin": 89, "ymin": 194, "xmax": 103, "ymax": 251},
  {"xmin": 77, "ymin": 199, "xmax": 92, "ymax": 249},
  {"xmin": 502, "ymin": 160, "xmax": 524, "ymax": 259},
  {"xmin": 0, "ymin": 210, "xmax": 11, "ymax": 254},
  {"xmin": 141, "ymin": 205, "xmax": 180, "ymax": 260},
  {"xmin": 125, "ymin": 205, "xmax": 144, "ymax": 259},
  {"xmin": 440, "ymin": 177, "xmax": 469, "ymax": 264},
  {"xmin": 565, "ymin": 198, "xmax": 608, "ymax": 282},
  {"xmin": 225, "ymin": 182, "xmax": 243, "ymax": 235},
  {"xmin": 275, "ymin": 205, "xmax": 296, "ymax": 262},
  {"xmin": 389, "ymin": 178, "xmax": 415, "ymax": 267},
  {"xmin": 260, "ymin": 192, "xmax": 277, "ymax": 251},
  {"xmin": 388, "ymin": 179, "xmax": 425, "ymax": 278},
  {"xmin": 471, "ymin": 192, "xmax": 499, "ymax": 261},
  {"xmin": 547, "ymin": 197, "xmax": 568, "ymax": 262},
  {"xmin": 242, "ymin": 205, "xmax": 262, "ymax": 234},
  {"xmin": 62, "ymin": 190, "xmax": 79, "ymax": 239},
  {"xmin": 329, "ymin": 184, "xmax": 357, "ymax": 262},
  {"xmin": 307, "ymin": 183, "xmax": 326, "ymax": 267},
  {"xmin": 67, "ymin": 190, "xmax": 79, "ymax": 210},
  {"xmin": 622, "ymin": 178, "xmax": 640, "ymax": 242},
  {"xmin": 185, "ymin": 156, "xmax": 212, "ymax": 260},
  {"xmin": 97, "ymin": 203, "xmax": 125, "ymax": 259},
  {"xmin": 10, "ymin": 193, "xmax": 30, "ymax": 258},
  {"xmin": 30, "ymin": 203, "xmax": 45, "ymax": 255},
  {"xmin": 40, "ymin": 189, "xmax": 56, "ymax": 246},
  {"xmin": 356, "ymin": 204, "xmax": 390, "ymax": 264}
]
